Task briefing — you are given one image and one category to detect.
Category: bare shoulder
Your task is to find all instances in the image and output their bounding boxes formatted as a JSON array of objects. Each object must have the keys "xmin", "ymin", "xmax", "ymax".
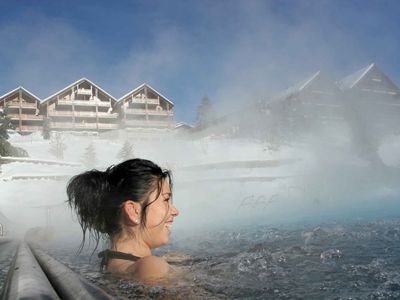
[{"xmin": 128, "ymin": 256, "xmax": 170, "ymax": 281}]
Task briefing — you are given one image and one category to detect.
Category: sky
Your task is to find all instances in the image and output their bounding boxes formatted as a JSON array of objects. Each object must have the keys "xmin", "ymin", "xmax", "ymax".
[{"xmin": 1, "ymin": 0, "xmax": 400, "ymax": 123}]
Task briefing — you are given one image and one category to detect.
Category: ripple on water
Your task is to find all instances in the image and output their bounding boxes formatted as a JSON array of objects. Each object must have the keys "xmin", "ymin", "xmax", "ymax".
[{"xmin": 44, "ymin": 218, "xmax": 400, "ymax": 299}]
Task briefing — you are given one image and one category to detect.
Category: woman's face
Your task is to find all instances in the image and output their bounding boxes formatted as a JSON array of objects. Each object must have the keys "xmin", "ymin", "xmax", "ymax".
[{"xmin": 142, "ymin": 179, "xmax": 179, "ymax": 249}]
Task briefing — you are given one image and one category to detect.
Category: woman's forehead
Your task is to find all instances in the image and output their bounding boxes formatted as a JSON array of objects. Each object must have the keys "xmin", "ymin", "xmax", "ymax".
[{"xmin": 161, "ymin": 180, "xmax": 171, "ymax": 194}]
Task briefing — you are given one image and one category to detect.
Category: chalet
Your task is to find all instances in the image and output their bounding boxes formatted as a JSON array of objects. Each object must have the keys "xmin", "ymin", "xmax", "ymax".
[
  {"xmin": 0, "ymin": 87, "xmax": 43, "ymax": 133},
  {"xmin": 279, "ymin": 71, "xmax": 343, "ymax": 122},
  {"xmin": 116, "ymin": 84, "xmax": 174, "ymax": 129},
  {"xmin": 338, "ymin": 63, "xmax": 400, "ymax": 135},
  {"xmin": 338, "ymin": 63, "xmax": 400, "ymax": 96},
  {"xmin": 174, "ymin": 122, "xmax": 194, "ymax": 136},
  {"xmin": 40, "ymin": 78, "xmax": 119, "ymax": 132}
]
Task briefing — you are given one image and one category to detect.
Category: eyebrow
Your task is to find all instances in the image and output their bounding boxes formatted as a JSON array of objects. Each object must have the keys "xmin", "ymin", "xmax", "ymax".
[{"xmin": 163, "ymin": 192, "xmax": 172, "ymax": 197}]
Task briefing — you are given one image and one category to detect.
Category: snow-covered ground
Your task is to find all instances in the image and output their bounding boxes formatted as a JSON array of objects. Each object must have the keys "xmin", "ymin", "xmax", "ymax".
[{"xmin": 1, "ymin": 130, "xmax": 400, "ymax": 238}]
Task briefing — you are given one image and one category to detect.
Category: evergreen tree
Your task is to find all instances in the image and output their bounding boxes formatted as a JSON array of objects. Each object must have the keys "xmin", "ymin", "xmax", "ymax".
[
  {"xmin": 117, "ymin": 140, "xmax": 134, "ymax": 161},
  {"xmin": 196, "ymin": 96, "xmax": 214, "ymax": 129},
  {"xmin": 82, "ymin": 142, "xmax": 97, "ymax": 168},
  {"xmin": 49, "ymin": 132, "xmax": 67, "ymax": 160},
  {"xmin": 0, "ymin": 109, "xmax": 28, "ymax": 157},
  {"xmin": 0, "ymin": 109, "xmax": 13, "ymax": 140}
]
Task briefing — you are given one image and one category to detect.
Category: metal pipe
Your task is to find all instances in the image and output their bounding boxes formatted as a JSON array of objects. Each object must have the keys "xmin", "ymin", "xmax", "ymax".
[
  {"xmin": 1, "ymin": 242, "xmax": 60, "ymax": 300},
  {"xmin": 29, "ymin": 244, "xmax": 113, "ymax": 300}
]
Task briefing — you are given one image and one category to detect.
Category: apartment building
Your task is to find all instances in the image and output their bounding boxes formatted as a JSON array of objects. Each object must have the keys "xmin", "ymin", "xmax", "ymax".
[
  {"xmin": 40, "ymin": 78, "xmax": 119, "ymax": 131},
  {"xmin": 338, "ymin": 63, "xmax": 400, "ymax": 136},
  {"xmin": 0, "ymin": 87, "xmax": 43, "ymax": 133},
  {"xmin": 116, "ymin": 83, "xmax": 174, "ymax": 129}
]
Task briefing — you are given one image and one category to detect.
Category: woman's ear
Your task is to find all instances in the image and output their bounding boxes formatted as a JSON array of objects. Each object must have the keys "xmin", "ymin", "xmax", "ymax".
[{"xmin": 122, "ymin": 200, "xmax": 142, "ymax": 225}]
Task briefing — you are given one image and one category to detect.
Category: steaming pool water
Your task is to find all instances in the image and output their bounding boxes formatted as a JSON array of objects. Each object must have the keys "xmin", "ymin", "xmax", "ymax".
[
  {"xmin": 1, "ymin": 134, "xmax": 400, "ymax": 299},
  {"xmin": 2, "ymin": 217, "xmax": 394, "ymax": 300}
]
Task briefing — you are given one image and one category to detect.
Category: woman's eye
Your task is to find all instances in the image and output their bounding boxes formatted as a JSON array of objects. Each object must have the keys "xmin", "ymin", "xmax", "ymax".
[{"xmin": 164, "ymin": 198, "xmax": 170, "ymax": 202}]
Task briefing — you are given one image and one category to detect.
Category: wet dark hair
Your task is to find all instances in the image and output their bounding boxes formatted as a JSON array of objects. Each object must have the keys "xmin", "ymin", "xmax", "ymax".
[{"xmin": 66, "ymin": 158, "xmax": 172, "ymax": 252}]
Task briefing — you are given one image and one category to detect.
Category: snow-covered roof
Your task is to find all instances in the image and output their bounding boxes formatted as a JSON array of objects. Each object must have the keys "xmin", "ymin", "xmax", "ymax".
[
  {"xmin": 337, "ymin": 63, "xmax": 400, "ymax": 92},
  {"xmin": 175, "ymin": 122, "xmax": 193, "ymax": 129},
  {"xmin": 280, "ymin": 71, "xmax": 339, "ymax": 98},
  {"xmin": 42, "ymin": 78, "xmax": 117, "ymax": 104},
  {"xmin": 338, "ymin": 64, "xmax": 374, "ymax": 90},
  {"xmin": 0, "ymin": 86, "xmax": 42, "ymax": 102},
  {"xmin": 118, "ymin": 83, "xmax": 174, "ymax": 106}
]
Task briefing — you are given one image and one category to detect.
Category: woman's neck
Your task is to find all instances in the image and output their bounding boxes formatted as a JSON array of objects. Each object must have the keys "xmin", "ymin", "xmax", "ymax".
[{"xmin": 112, "ymin": 230, "xmax": 152, "ymax": 258}]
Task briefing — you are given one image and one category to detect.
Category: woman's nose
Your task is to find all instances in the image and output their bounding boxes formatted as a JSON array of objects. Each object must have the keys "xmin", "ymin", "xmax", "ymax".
[{"xmin": 171, "ymin": 204, "xmax": 179, "ymax": 217}]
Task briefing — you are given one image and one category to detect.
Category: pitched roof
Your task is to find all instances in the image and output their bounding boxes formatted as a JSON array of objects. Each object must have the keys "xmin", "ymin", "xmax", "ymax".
[
  {"xmin": 175, "ymin": 122, "xmax": 193, "ymax": 129},
  {"xmin": 42, "ymin": 78, "xmax": 117, "ymax": 104},
  {"xmin": 118, "ymin": 83, "xmax": 174, "ymax": 105},
  {"xmin": 0, "ymin": 86, "xmax": 42, "ymax": 102},
  {"xmin": 280, "ymin": 71, "xmax": 339, "ymax": 98},
  {"xmin": 338, "ymin": 63, "xmax": 400, "ymax": 92}
]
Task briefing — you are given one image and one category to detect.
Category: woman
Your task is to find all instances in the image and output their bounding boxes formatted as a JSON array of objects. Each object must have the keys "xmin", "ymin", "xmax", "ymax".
[{"xmin": 66, "ymin": 158, "xmax": 179, "ymax": 282}]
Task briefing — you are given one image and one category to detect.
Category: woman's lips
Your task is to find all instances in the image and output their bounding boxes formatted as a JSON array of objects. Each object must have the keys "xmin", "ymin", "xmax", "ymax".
[{"xmin": 165, "ymin": 221, "xmax": 173, "ymax": 231}]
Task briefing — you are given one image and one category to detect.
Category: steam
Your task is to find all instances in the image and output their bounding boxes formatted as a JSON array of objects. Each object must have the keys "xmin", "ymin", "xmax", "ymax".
[{"xmin": 0, "ymin": 1, "xmax": 399, "ymax": 242}]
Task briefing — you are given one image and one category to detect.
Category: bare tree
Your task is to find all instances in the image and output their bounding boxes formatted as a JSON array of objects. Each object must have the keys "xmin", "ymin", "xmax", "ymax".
[
  {"xmin": 117, "ymin": 140, "xmax": 134, "ymax": 161},
  {"xmin": 49, "ymin": 132, "xmax": 67, "ymax": 160},
  {"xmin": 42, "ymin": 117, "xmax": 51, "ymax": 140},
  {"xmin": 82, "ymin": 142, "xmax": 97, "ymax": 168}
]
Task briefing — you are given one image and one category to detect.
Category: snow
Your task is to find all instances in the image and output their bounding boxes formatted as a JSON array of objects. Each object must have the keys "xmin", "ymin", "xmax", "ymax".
[{"xmin": 1, "ymin": 129, "xmax": 399, "ymax": 236}]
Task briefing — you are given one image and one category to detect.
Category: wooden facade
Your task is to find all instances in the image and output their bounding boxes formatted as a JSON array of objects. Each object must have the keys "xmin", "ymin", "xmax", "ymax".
[
  {"xmin": 41, "ymin": 78, "xmax": 119, "ymax": 132},
  {"xmin": 116, "ymin": 83, "xmax": 174, "ymax": 129},
  {"xmin": 0, "ymin": 80, "xmax": 176, "ymax": 133},
  {"xmin": 0, "ymin": 87, "xmax": 43, "ymax": 133}
]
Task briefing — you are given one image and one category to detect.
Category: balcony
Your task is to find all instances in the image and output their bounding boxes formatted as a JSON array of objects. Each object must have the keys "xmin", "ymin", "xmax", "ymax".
[
  {"xmin": 48, "ymin": 111, "xmax": 118, "ymax": 118},
  {"xmin": 76, "ymin": 88, "xmax": 92, "ymax": 96},
  {"xmin": 19, "ymin": 125, "xmax": 43, "ymax": 132},
  {"xmin": 48, "ymin": 111, "xmax": 74, "ymax": 117},
  {"xmin": 124, "ymin": 108, "xmax": 173, "ymax": 116},
  {"xmin": 149, "ymin": 110, "xmax": 173, "ymax": 116},
  {"xmin": 73, "ymin": 123, "xmax": 98, "ymax": 129},
  {"xmin": 124, "ymin": 120, "xmax": 172, "ymax": 128},
  {"xmin": 50, "ymin": 122, "xmax": 118, "ymax": 130},
  {"xmin": 50, "ymin": 122, "xmax": 97, "ymax": 129},
  {"xmin": 57, "ymin": 99, "xmax": 111, "ymax": 107},
  {"xmin": 131, "ymin": 97, "xmax": 160, "ymax": 105},
  {"xmin": 6, "ymin": 101, "xmax": 38, "ymax": 109},
  {"xmin": 97, "ymin": 123, "xmax": 119, "ymax": 130},
  {"xmin": 97, "ymin": 112, "xmax": 118, "ymax": 118},
  {"xmin": 6, "ymin": 114, "xmax": 43, "ymax": 121},
  {"xmin": 50, "ymin": 122, "xmax": 74, "ymax": 129}
]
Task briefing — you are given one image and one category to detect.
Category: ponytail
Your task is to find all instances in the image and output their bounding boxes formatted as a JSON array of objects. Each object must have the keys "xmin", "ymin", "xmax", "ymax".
[{"xmin": 67, "ymin": 169, "xmax": 112, "ymax": 252}]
